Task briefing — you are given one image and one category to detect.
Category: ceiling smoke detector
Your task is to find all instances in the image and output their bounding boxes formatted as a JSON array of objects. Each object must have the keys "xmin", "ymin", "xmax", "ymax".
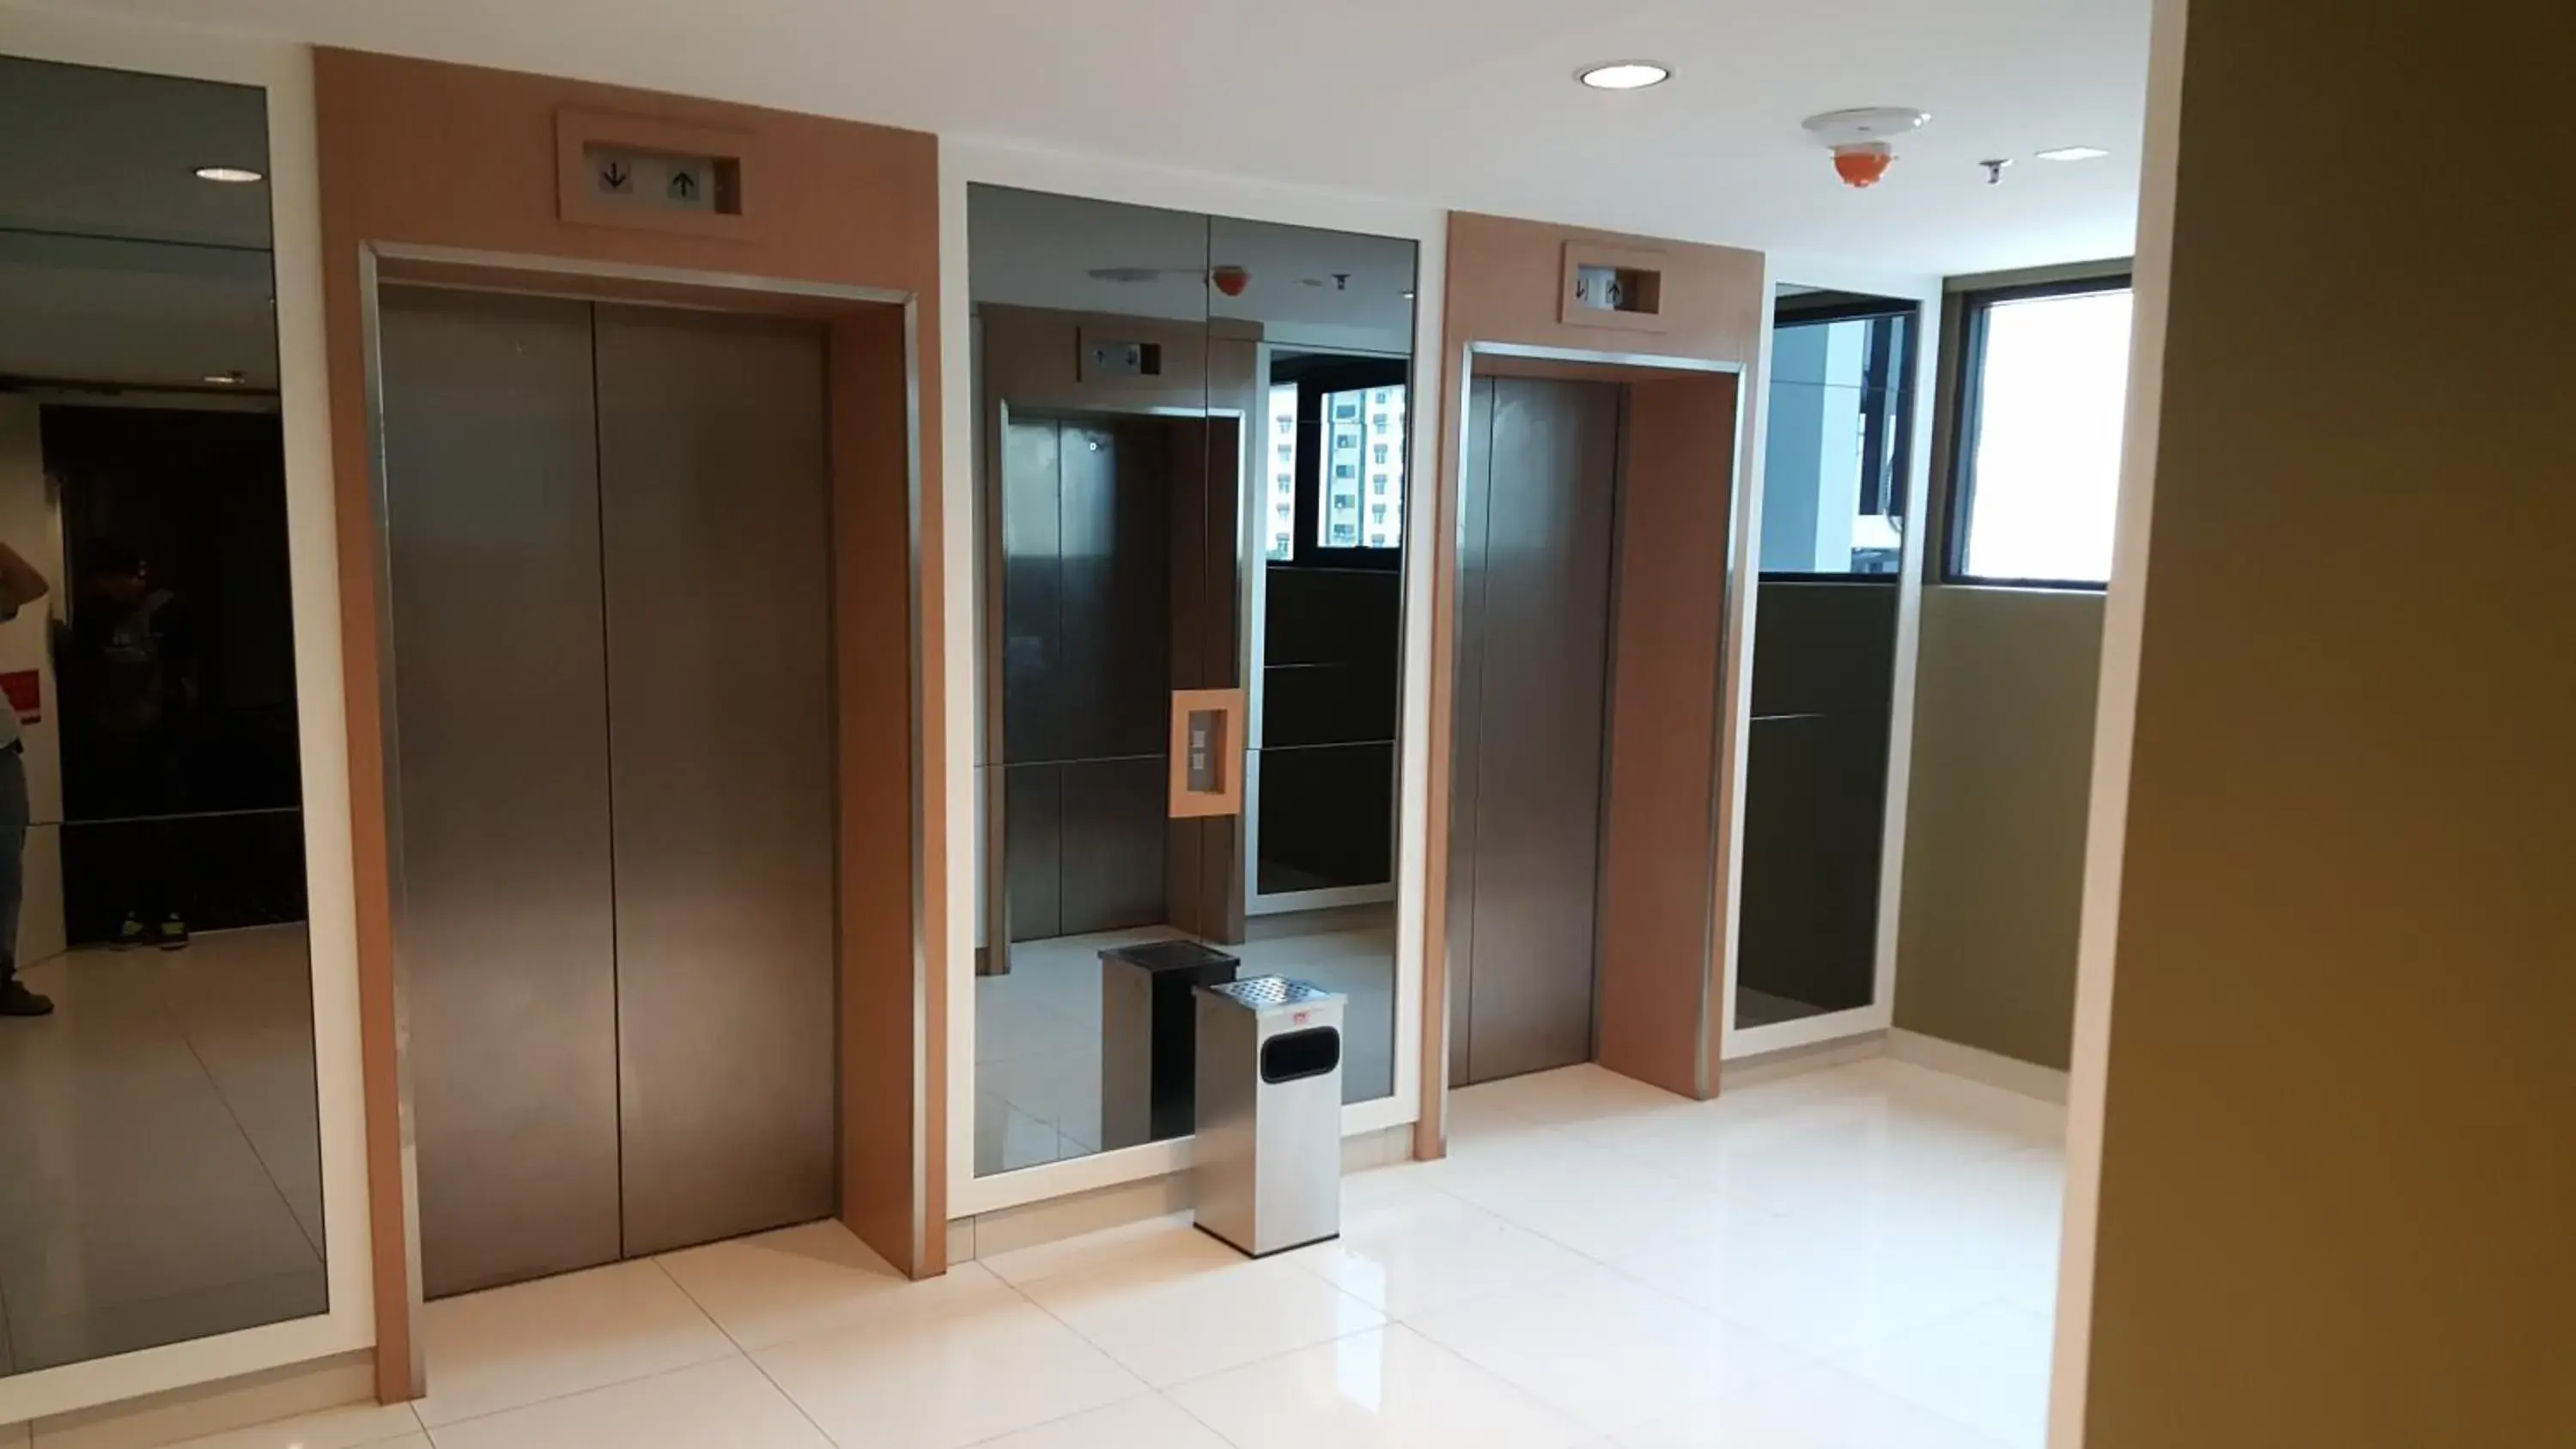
[{"xmin": 1801, "ymin": 107, "xmax": 1929, "ymax": 188}]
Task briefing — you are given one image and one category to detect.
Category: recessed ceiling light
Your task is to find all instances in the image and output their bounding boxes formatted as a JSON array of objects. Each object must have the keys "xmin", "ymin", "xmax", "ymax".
[
  {"xmin": 194, "ymin": 165, "xmax": 264, "ymax": 184},
  {"xmin": 2035, "ymin": 146, "xmax": 2110, "ymax": 162},
  {"xmin": 1577, "ymin": 61, "xmax": 1670, "ymax": 91},
  {"xmin": 204, "ymin": 370, "xmax": 247, "ymax": 385}
]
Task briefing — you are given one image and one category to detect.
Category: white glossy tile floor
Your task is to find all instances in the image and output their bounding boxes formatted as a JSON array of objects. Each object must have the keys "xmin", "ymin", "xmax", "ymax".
[
  {"xmin": 0, "ymin": 926, "xmax": 326, "ymax": 1376},
  {"xmin": 154, "ymin": 1055, "xmax": 2063, "ymax": 1449},
  {"xmin": 974, "ymin": 912, "xmax": 1398, "ymax": 1175}
]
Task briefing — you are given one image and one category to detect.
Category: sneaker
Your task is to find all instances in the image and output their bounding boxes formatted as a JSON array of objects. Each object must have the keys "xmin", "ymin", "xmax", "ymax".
[
  {"xmin": 157, "ymin": 914, "xmax": 191, "ymax": 952},
  {"xmin": 113, "ymin": 913, "xmax": 147, "ymax": 950},
  {"xmin": 0, "ymin": 979, "xmax": 53, "ymax": 1016}
]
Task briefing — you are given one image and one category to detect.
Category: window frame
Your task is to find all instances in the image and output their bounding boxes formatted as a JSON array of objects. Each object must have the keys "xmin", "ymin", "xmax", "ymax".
[{"xmin": 1941, "ymin": 272, "xmax": 2136, "ymax": 591}]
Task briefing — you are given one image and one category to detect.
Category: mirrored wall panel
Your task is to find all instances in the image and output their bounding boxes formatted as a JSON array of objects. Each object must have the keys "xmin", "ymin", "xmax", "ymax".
[
  {"xmin": 0, "ymin": 57, "xmax": 325, "ymax": 1373},
  {"xmin": 1737, "ymin": 289, "xmax": 1919, "ymax": 1028},
  {"xmin": 969, "ymin": 185, "xmax": 1415, "ymax": 1176}
]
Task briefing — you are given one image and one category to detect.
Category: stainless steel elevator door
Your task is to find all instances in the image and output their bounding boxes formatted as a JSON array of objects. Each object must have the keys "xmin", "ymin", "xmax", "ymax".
[
  {"xmin": 593, "ymin": 305, "xmax": 838, "ymax": 1257},
  {"xmin": 380, "ymin": 287, "xmax": 624, "ymax": 1297},
  {"xmin": 1448, "ymin": 376, "xmax": 1622, "ymax": 1085}
]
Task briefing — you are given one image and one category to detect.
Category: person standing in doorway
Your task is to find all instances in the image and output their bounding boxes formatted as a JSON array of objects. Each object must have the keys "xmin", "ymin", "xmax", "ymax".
[
  {"xmin": 0, "ymin": 539, "xmax": 53, "ymax": 1016},
  {"xmin": 59, "ymin": 539, "xmax": 197, "ymax": 951}
]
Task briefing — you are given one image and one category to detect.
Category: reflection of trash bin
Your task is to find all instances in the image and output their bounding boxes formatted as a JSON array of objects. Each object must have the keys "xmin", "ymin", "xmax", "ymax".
[
  {"xmin": 1100, "ymin": 940, "xmax": 1239, "ymax": 1149},
  {"xmin": 1194, "ymin": 977, "xmax": 1345, "ymax": 1257}
]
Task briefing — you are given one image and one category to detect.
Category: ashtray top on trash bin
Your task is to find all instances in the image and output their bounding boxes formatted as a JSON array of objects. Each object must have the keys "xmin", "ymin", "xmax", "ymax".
[{"xmin": 1202, "ymin": 976, "xmax": 1341, "ymax": 1014}]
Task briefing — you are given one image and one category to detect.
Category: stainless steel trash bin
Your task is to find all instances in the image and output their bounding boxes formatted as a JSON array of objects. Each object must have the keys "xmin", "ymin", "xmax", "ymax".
[{"xmin": 1193, "ymin": 976, "xmax": 1345, "ymax": 1257}]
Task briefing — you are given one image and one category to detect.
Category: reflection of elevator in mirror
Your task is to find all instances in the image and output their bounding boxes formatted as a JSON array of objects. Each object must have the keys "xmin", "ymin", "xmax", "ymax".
[
  {"xmin": 376, "ymin": 287, "xmax": 839, "ymax": 1297},
  {"xmin": 977, "ymin": 302, "xmax": 1251, "ymax": 972}
]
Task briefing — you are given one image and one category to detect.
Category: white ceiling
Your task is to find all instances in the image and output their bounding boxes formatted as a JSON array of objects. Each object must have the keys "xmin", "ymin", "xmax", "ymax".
[{"xmin": 15, "ymin": 0, "xmax": 2150, "ymax": 276}]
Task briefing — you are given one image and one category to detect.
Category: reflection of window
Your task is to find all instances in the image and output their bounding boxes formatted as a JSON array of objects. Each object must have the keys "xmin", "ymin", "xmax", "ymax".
[
  {"xmin": 1759, "ymin": 305, "xmax": 1917, "ymax": 577},
  {"xmin": 1266, "ymin": 382, "xmax": 1299, "ymax": 561},
  {"xmin": 1316, "ymin": 384, "xmax": 1406, "ymax": 552},
  {"xmin": 1948, "ymin": 280, "xmax": 2134, "ymax": 587}
]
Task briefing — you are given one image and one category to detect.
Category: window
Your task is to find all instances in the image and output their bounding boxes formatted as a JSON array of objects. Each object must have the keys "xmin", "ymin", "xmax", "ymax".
[
  {"xmin": 1266, "ymin": 382, "xmax": 1299, "ymax": 560},
  {"xmin": 1947, "ymin": 279, "xmax": 2135, "ymax": 587},
  {"xmin": 1332, "ymin": 400, "xmax": 1358, "ymax": 421},
  {"xmin": 1373, "ymin": 443, "xmax": 1388, "ymax": 464},
  {"xmin": 1371, "ymin": 416, "xmax": 1388, "ymax": 434}
]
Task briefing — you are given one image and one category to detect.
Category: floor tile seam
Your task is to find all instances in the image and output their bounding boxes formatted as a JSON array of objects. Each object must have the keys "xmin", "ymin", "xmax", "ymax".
[
  {"xmin": 170, "ymin": 1013, "xmax": 327, "ymax": 1264},
  {"xmin": 410, "ymin": 1334, "xmax": 748, "ymax": 1433},
  {"xmin": 642, "ymin": 1253, "xmax": 750, "ymax": 1355},
  {"xmin": 1152, "ymin": 1385, "xmax": 1256, "ymax": 1449},
  {"xmin": 732, "ymin": 1336, "xmax": 844, "ymax": 1447},
  {"xmin": 981, "ymin": 1258, "xmax": 1162, "ymax": 1400},
  {"xmin": 1145, "ymin": 1314, "xmax": 1394, "ymax": 1403},
  {"xmin": 1809, "ymin": 1353, "xmax": 2022, "ymax": 1449}
]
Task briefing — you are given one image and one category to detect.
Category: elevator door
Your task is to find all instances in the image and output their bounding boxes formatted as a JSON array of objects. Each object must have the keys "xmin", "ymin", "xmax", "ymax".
[
  {"xmin": 999, "ymin": 415, "xmax": 1174, "ymax": 943},
  {"xmin": 381, "ymin": 287, "xmax": 837, "ymax": 1298},
  {"xmin": 1448, "ymin": 376, "xmax": 1622, "ymax": 1086}
]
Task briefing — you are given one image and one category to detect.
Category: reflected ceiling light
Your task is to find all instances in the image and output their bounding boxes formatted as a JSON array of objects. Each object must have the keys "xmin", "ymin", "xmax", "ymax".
[
  {"xmin": 1400, "ymin": 289, "xmax": 1416, "ymax": 300},
  {"xmin": 204, "ymin": 370, "xmax": 247, "ymax": 385},
  {"xmin": 1577, "ymin": 61, "xmax": 1670, "ymax": 90},
  {"xmin": 193, "ymin": 165, "xmax": 264, "ymax": 184},
  {"xmin": 2036, "ymin": 146, "xmax": 2110, "ymax": 162}
]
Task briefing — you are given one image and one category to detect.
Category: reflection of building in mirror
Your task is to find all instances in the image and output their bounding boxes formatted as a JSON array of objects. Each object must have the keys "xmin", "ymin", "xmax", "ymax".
[
  {"xmin": 1320, "ymin": 385, "xmax": 1406, "ymax": 549},
  {"xmin": 1761, "ymin": 306, "xmax": 1914, "ymax": 576},
  {"xmin": 1267, "ymin": 382, "xmax": 1298, "ymax": 560}
]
